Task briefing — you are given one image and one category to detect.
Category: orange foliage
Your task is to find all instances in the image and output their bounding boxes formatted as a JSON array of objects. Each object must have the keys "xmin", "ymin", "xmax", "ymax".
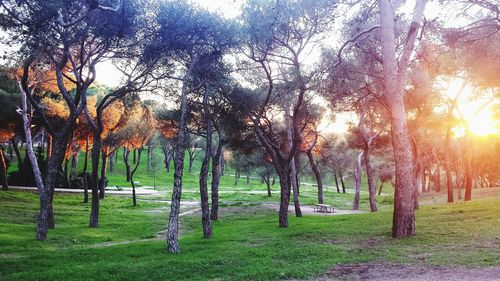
[{"xmin": 0, "ymin": 124, "xmax": 15, "ymax": 142}]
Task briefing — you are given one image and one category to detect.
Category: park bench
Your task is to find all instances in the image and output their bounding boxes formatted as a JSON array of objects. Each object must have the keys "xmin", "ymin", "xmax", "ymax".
[
  {"xmin": 133, "ymin": 181, "xmax": 142, "ymax": 187},
  {"xmin": 314, "ymin": 204, "xmax": 334, "ymax": 213}
]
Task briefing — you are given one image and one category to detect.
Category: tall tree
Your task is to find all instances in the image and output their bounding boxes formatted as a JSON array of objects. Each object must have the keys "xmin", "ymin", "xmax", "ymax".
[{"xmin": 242, "ymin": 0, "xmax": 337, "ymax": 227}]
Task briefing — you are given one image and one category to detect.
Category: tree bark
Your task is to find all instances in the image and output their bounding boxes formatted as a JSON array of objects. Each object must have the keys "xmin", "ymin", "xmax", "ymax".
[
  {"xmin": 334, "ymin": 172, "xmax": 340, "ymax": 193},
  {"xmin": 307, "ymin": 151, "xmax": 324, "ymax": 204},
  {"xmin": 188, "ymin": 150, "xmax": 195, "ymax": 173},
  {"xmin": 353, "ymin": 151, "xmax": 363, "ymax": 210},
  {"xmin": 198, "ymin": 85, "xmax": 212, "ymax": 238},
  {"xmin": 210, "ymin": 139, "xmax": 223, "ymax": 220},
  {"xmin": 130, "ymin": 147, "xmax": 143, "ymax": 207},
  {"xmin": 166, "ymin": 59, "xmax": 195, "ymax": 253},
  {"xmin": 109, "ymin": 152, "xmax": 115, "ymax": 172},
  {"xmin": 464, "ymin": 133, "xmax": 472, "ymax": 201},
  {"xmin": 99, "ymin": 150, "xmax": 108, "ymax": 199},
  {"xmin": 10, "ymin": 138, "xmax": 22, "ymax": 167},
  {"xmin": 70, "ymin": 150, "xmax": 79, "ymax": 179},
  {"xmin": 445, "ymin": 127, "xmax": 454, "ymax": 203},
  {"xmin": 285, "ymin": 104, "xmax": 301, "ymax": 217},
  {"xmin": 19, "ymin": 85, "xmax": 48, "ymax": 240},
  {"xmin": 278, "ymin": 170, "xmax": 291, "ymax": 227},
  {"xmin": 379, "ymin": 0, "xmax": 426, "ymax": 238},
  {"xmin": 339, "ymin": 171, "xmax": 346, "ymax": 193},
  {"xmin": 124, "ymin": 147, "xmax": 131, "ymax": 182},
  {"xmin": 83, "ymin": 136, "xmax": 90, "ymax": 203}
]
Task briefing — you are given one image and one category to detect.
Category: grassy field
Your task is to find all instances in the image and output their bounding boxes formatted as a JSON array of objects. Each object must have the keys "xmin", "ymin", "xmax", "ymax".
[
  {"xmin": 7, "ymin": 146, "xmax": 392, "ymax": 210},
  {"xmin": 0, "ymin": 187, "xmax": 499, "ymax": 280}
]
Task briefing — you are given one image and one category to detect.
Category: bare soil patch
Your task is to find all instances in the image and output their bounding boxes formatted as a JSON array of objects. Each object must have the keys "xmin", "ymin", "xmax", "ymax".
[{"xmin": 310, "ymin": 262, "xmax": 500, "ymax": 281}]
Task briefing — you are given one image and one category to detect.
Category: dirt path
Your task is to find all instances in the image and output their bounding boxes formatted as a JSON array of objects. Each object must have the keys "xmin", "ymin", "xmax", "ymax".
[
  {"xmin": 87, "ymin": 205, "xmax": 201, "ymax": 248},
  {"xmin": 304, "ymin": 262, "xmax": 500, "ymax": 281}
]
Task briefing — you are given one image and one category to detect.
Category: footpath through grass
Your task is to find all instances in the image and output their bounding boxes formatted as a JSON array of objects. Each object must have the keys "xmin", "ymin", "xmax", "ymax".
[{"xmin": 0, "ymin": 188, "xmax": 499, "ymax": 280}]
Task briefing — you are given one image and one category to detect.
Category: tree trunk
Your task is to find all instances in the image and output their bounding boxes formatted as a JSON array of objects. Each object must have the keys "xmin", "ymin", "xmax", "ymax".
[
  {"xmin": 307, "ymin": 151, "xmax": 324, "ymax": 204},
  {"xmin": 19, "ymin": 86, "xmax": 48, "ymax": 240},
  {"xmin": 130, "ymin": 147, "xmax": 144, "ymax": 207},
  {"xmin": 353, "ymin": 152, "xmax": 363, "ymax": 210},
  {"xmin": 265, "ymin": 174, "xmax": 271, "ymax": 197},
  {"xmin": 198, "ymin": 85, "xmax": 212, "ymax": 238},
  {"xmin": 334, "ymin": 172, "xmax": 340, "ymax": 193},
  {"xmin": 89, "ymin": 138, "xmax": 101, "ymax": 228},
  {"xmin": 7, "ymin": 140, "xmax": 13, "ymax": 161},
  {"xmin": 210, "ymin": 140, "xmax": 223, "ymax": 221},
  {"xmin": 339, "ymin": 171, "xmax": 346, "ymax": 193},
  {"xmin": 133, "ymin": 149, "xmax": 136, "ymax": 165},
  {"xmin": 124, "ymin": 148, "xmax": 131, "ymax": 182},
  {"xmin": 83, "ymin": 137, "xmax": 89, "ymax": 204},
  {"xmin": 70, "ymin": 150, "xmax": 79, "ymax": 179},
  {"xmin": 0, "ymin": 147, "xmax": 8, "ymax": 190},
  {"xmin": 11, "ymin": 138, "xmax": 22, "ymax": 167},
  {"xmin": 188, "ymin": 150, "xmax": 194, "ymax": 173},
  {"xmin": 445, "ymin": 127, "xmax": 454, "ymax": 203},
  {"xmin": 278, "ymin": 169, "xmax": 291, "ymax": 228},
  {"xmin": 285, "ymin": 104, "xmax": 301, "ymax": 217},
  {"xmin": 379, "ymin": 0, "xmax": 426, "ymax": 238},
  {"xmin": 434, "ymin": 165, "xmax": 441, "ymax": 192},
  {"xmin": 220, "ymin": 147, "xmax": 225, "ymax": 176},
  {"xmin": 147, "ymin": 145, "xmax": 153, "ymax": 172},
  {"xmin": 378, "ymin": 181, "xmax": 384, "ymax": 196},
  {"xmin": 167, "ymin": 60, "xmax": 195, "ymax": 254},
  {"xmin": 464, "ymin": 133, "xmax": 472, "ymax": 201},
  {"xmin": 64, "ymin": 159, "xmax": 69, "ymax": 186},
  {"xmin": 109, "ymin": 152, "xmax": 115, "ymax": 172},
  {"xmin": 421, "ymin": 168, "xmax": 427, "ymax": 193},
  {"xmin": 99, "ymin": 151, "xmax": 108, "ymax": 199},
  {"xmin": 364, "ymin": 148, "xmax": 377, "ymax": 212}
]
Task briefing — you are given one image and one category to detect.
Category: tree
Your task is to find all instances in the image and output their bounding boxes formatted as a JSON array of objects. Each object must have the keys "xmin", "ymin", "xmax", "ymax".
[
  {"xmin": 149, "ymin": 1, "xmax": 237, "ymax": 253},
  {"xmin": 242, "ymin": 0, "xmax": 337, "ymax": 227},
  {"xmin": 1, "ymin": 0, "xmax": 139, "ymax": 240},
  {"xmin": 378, "ymin": 0, "xmax": 427, "ymax": 238}
]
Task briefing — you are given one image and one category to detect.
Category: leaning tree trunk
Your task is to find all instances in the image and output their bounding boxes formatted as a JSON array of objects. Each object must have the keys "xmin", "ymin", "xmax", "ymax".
[
  {"xmin": 0, "ymin": 146, "xmax": 8, "ymax": 190},
  {"xmin": 307, "ymin": 151, "xmax": 324, "ymax": 204},
  {"xmin": 198, "ymin": 85, "xmax": 212, "ymax": 238},
  {"xmin": 166, "ymin": 60, "xmax": 195, "ymax": 254},
  {"xmin": 379, "ymin": 0, "xmax": 426, "ymax": 239},
  {"xmin": 210, "ymin": 139, "xmax": 223, "ymax": 221},
  {"xmin": 353, "ymin": 152, "xmax": 363, "ymax": 210},
  {"xmin": 19, "ymin": 87, "xmax": 48, "ymax": 240},
  {"xmin": 339, "ymin": 171, "xmax": 346, "ymax": 193}
]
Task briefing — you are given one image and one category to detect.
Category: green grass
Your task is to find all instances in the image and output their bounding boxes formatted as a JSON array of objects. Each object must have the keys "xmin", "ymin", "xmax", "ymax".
[
  {"xmin": 0, "ymin": 188, "xmax": 499, "ymax": 280},
  {"xmin": 7, "ymin": 146, "xmax": 392, "ymax": 211}
]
